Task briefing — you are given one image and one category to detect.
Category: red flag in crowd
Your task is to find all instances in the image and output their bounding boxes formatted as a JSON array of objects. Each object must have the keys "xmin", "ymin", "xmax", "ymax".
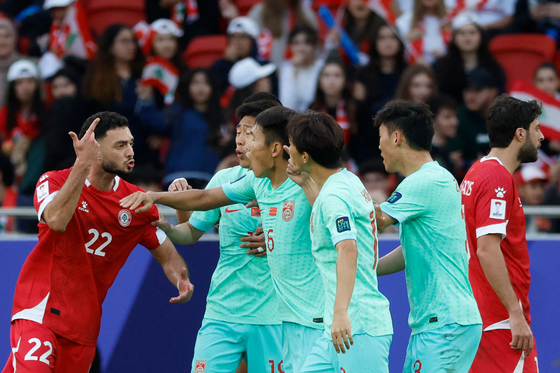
[
  {"xmin": 510, "ymin": 80, "xmax": 560, "ymax": 142},
  {"xmin": 133, "ymin": 21, "xmax": 156, "ymax": 56},
  {"xmin": 49, "ymin": 0, "xmax": 96, "ymax": 60},
  {"xmin": 141, "ymin": 56, "xmax": 180, "ymax": 105}
]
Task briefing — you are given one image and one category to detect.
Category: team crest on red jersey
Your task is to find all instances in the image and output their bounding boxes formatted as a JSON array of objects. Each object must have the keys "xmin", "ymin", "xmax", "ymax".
[
  {"xmin": 282, "ymin": 200, "xmax": 295, "ymax": 222},
  {"xmin": 118, "ymin": 209, "xmax": 132, "ymax": 227},
  {"xmin": 195, "ymin": 360, "xmax": 207, "ymax": 372}
]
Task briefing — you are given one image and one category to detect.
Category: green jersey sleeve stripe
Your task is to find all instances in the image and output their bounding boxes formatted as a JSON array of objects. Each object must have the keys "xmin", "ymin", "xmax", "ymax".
[
  {"xmin": 189, "ymin": 217, "xmax": 215, "ymax": 232},
  {"xmin": 222, "ymin": 184, "xmax": 253, "ymax": 204},
  {"xmin": 380, "ymin": 203, "xmax": 407, "ymax": 224}
]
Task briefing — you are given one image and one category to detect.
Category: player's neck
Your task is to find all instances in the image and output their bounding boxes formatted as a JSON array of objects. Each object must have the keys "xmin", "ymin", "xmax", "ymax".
[
  {"xmin": 268, "ymin": 160, "xmax": 289, "ymax": 189},
  {"xmin": 400, "ymin": 150, "xmax": 433, "ymax": 177},
  {"xmin": 87, "ymin": 166, "xmax": 116, "ymax": 191},
  {"xmin": 486, "ymin": 148, "xmax": 520, "ymax": 175},
  {"xmin": 309, "ymin": 166, "xmax": 341, "ymax": 191}
]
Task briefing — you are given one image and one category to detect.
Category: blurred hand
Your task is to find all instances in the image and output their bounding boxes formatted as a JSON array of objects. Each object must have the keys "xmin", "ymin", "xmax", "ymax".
[
  {"xmin": 151, "ymin": 212, "xmax": 172, "ymax": 232},
  {"xmin": 219, "ymin": 0, "xmax": 239, "ymax": 20},
  {"xmin": 170, "ymin": 267, "xmax": 195, "ymax": 304},
  {"xmin": 241, "ymin": 226, "xmax": 267, "ymax": 257},
  {"xmin": 136, "ymin": 82, "xmax": 154, "ymax": 101},
  {"xmin": 168, "ymin": 178, "xmax": 191, "ymax": 192}
]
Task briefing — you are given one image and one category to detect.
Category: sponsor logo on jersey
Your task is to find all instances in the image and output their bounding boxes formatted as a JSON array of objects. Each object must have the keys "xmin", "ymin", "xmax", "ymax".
[
  {"xmin": 495, "ymin": 187, "xmax": 506, "ymax": 198},
  {"xmin": 195, "ymin": 360, "xmax": 206, "ymax": 373},
  {"xmin": 251, "ymin": 207, "xmax": 261, "ymax": 217},
  {"xmin": 282, "ymin": 200, "xmax": 295, "ymax": 222},
  {"xmin": 386, "ymin": 191, "xmax": 402, "ymax": 204},
  {"xmin": 361, "ymin": 189, "xmax": 372, "ymax": 202},
  {"xmin": 490, "ymin": 199, "xmax": 506, "ymax": 219},
  {"xmin": 118, "ymin": 209, "xmax": 132, "ymax": 227},
  {"xmin": 336, "ymin": 217, "xmax": 351, "ymax": 233},
  {"xmin": 269, "ymin": 207, "xmax": 277, "ymax": 216},
  {"xmin": 225, "ymin": 207, "xmax": 241, "ymax": 213},
  {"xmin": 37, "ymin": 181, "xmax": 49, "ymax": 202},
  {"xmin": 79, "ymin": 201, "xmax": 90, "ymax": 213}
]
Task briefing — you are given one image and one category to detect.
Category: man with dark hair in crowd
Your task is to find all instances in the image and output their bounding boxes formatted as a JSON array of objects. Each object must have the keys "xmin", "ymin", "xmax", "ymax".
[{"xmin": 462, "ymin": 95, "xmax": 543, "ymax": 373}]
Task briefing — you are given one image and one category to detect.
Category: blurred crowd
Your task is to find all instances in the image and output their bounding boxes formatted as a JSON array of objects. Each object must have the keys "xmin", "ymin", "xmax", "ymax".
[{"xmin": 1, "ymin": 0, "xmax": 560, "ymax": 233}]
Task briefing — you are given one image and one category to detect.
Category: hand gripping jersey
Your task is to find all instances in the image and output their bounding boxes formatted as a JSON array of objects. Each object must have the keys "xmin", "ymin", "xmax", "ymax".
[
  {"xmin": 11, "ymin": 168, "xmax": 165, "ymax": 346},
  {"xmin": 461, "ymin": 157, "xmax": 532, "ymax": 329}
]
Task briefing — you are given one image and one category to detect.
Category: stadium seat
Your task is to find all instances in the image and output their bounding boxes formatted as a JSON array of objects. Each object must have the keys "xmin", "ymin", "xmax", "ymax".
[
  {"xmin": 235, "ymin": 0, "xmax": 262, "ymax": 16},
  {"xmin": 85, "ymin": 0, "xmax": 146, "ymax": 37},
  {"xmin": 489, "ymin": 33, "xmax": 556, "ymax": 91},
  {"xmin": 183, "ymin": 35, "xmax": 228, "ymax": 69}
]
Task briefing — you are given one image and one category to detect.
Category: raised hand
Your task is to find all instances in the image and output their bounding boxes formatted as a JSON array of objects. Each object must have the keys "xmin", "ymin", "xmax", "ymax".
[
  {"xmin": 69, "ymin": 118, "xmax": 100, "ymax": 167},
  {"xmin": 283, "ymin": 145, "xmax": 311, "ymax": 186},
  {"xmin": 120, "ymin": 191, "xmax": 155, "ymax": 213},
  {"xmin": 168, "ymin": 178, "xmax": 190, "ymax": 192},
  {"xmin": 170, "ymin": 267, "xmax": 195, "ymax": 304}
]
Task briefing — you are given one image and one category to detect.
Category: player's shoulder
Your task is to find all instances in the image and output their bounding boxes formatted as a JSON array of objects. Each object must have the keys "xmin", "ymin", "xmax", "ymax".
[
  {"xmin": 115, "ymin": 176, "xmax": 144, "ymax": 194},
  {"xmin": 468, "ymin": 158, "xmax": 514, "ymax": 187},
  {"xmin": 212, "ymin": 165, "xmax": 247, "ymax": 184},
  {"xmin": 37, "ymin": 167, "xmax": 72, "ymax": 186}
]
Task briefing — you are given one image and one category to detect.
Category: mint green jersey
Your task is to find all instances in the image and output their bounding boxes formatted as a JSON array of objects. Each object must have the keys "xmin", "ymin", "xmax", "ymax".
[
  {"xmin": 311, "ymin": 170, "xmax": 393, "ymax": 339},
  {"xmin": 380, "ymin": 161, "xmax": 481, "ymax": 335},
  {"xmin": 190, "ymin": 166, "xmax": 280, "ymax": 325},
  {"xmin": 222, "ymin": 171, "xmax": 325, "ymax": 329}
]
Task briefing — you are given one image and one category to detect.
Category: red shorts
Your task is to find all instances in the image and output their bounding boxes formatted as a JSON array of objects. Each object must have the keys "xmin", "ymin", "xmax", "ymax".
[
  {"xmin": 470, "ymin": 329, "xmax": 538, "ymax": 373},
  {"xmin": 2, "ymin": 319, "xmax": 96, "ymax": 373}
]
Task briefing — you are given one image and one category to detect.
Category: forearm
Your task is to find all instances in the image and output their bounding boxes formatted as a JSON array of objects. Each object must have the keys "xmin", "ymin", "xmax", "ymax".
[
  {"xmin": 377, "ymin": 246, "xmax": 405, "ymax": 276},
  {"xmin": 163, "ymin": 222, "xmax": 203, "ymax": 246},
  {"xmin": 176, "ymin": 210, "xmax": 193, "ymax": 224},
  {"xmin": 334, "ymin": 243, "xmax": 358, "ymax": 313},
  {"xmin": 150, "ymin": 188, "xmax": 229, "ymax": 211},
  {"xmin": 43, "ymin": 160, "xmax": 90, "ymax": 232},
  {"xmin": 477, "ymin": 246, "xmax": 522, "ymax": 315},
  {"xmin": 161, "ymin": 248, "xmax": 189, "ymax": 286}
]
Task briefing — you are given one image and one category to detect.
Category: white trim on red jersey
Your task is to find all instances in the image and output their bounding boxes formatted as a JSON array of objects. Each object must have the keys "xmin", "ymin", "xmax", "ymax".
[
  {"xmin": 37, "ymin": 192, "xmax": 59, "ymax": 224},
  {"xmin": 11, "ymin": 293, "xmax": 50, "ymax": 324},
  {"xmin": 480, "ymin": 156, "xmax": 504, "ymax": 166},
  {"xmin": 476, "ymin": 220, "xmax": 508, "ymax": 239},
  {"xmin": 84, "ymin": 176, "xmax": 120, "ymax": 191},
  {"xmin": 156, "ymin": 228, "xmax": 167, "ymax": 245}
]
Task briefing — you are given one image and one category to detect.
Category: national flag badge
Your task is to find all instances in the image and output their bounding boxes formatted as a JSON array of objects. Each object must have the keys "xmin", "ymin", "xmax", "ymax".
[
  {"xmin": 386, "ymin": 191, "xmax": 402, "ymax": 204},
  {"xmin": 282, "ymin": 200, "xmax": 295, "ymax": 222},
  {"xmin": 251, "ymin": 207, "xmax": 261, "ymax": 217},
  {"xmin": 336, "ymin": 216, "xmax": 351, "ymax": 233},
  {"xmin": 118, "ymin": 209, "xmax": 132, "ymax": 227},
  {"xmin": 269, "ymin": 207, "xmax": 277, "ymax": 216},
  {"xmin": 195, "ymin": 360, "xmax": 206, "ymax": 373}
]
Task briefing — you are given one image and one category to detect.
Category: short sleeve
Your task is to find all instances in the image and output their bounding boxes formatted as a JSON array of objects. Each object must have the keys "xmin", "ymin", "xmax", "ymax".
[
  {"xmin": 33, "ymin": 171, "xmax": 65, "ymax": 223},
  {"xmin": 221, "ymin": 172, "xmax": 256, "ymax": 204},
  {"xmin": 190, "ymin": 173, "xmax": 222, "ymax": 232},
  {"xmin": 473, "ymin": 173, "xmax": 515, "ymax": 239},
  {"xmin": 380, "ymin": 179, "xmax": 428, "ymax": 224},
  {"xmin": 140, "ymin": 204, "xmax": 167, "ymax": 250},
  {"xmin": 322, "ymin": 195, "xmax": 357, "ymax": 246}
]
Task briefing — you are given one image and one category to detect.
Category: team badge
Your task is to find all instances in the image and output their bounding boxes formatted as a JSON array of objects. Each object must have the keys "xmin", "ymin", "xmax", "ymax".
[
  {"xmin": 336, "ymin": 217, "xmax": 351, "ymax": 233},
  {"xmin": 386, "ymin": 191, "xmax": 402, "ymax": 204},
  {"xmin": 195, "ymin": 360, "xmax": 206, "ymax": 373},
  {"xmin": 118, "ymin": 209, "xmax": 132, "ymax": 227},
  {"xmin": 495, "ymin": 187, "xmax": 506, "ymax": 198},
  {"xmin": 282, "ymin": 200, "xmax": 295, "ymax": 222},
  {"xmin": 36, "ymin": 181, "xmax": 49, "ymax": 202},
  {"xmin": 490, "ymin": 199, "xmax": 506, "ymax": 220}
]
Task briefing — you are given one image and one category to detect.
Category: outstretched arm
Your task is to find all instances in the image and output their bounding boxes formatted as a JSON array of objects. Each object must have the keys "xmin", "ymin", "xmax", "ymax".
[
  {"xmin": 152, "ymin": 213, "xmax": 205, "ymax": 246},
  {"xmin": 377, "ymin": 246, "xmax": 405, "ymax": 276},
  {"xmin": 374, "ymin": 202, "xmax": 397, "ymax": 232},
  {"xmin": 150, "ymin": 238, "xmax": 195, "ymax": 304}
]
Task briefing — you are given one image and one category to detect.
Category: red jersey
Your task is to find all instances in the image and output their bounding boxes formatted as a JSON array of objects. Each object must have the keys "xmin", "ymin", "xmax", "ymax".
[
  {"xmin": 0, "ymin": 106, "xmax": 41, "ymax": 142},
  {"xmin": 461, "ymin": 157, "xmax": 531, "ymax": 330},
  {"xmin": 11, "ymin": 168, "xmax": 165, "ymax": 346}
]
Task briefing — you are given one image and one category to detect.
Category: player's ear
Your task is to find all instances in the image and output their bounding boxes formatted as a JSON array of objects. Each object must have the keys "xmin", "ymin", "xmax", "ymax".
[
  {"xmin": 515, "ymin": 127, "xmax": 525, "ymax": 142},
  {"xmin": 302, "ymin": 151, "xmax": 309, "ymax": 164},
  {"xmin": 271, "ymin": 141, "xmax": 282, "ymax": 158},
  {"xmin": 393, "ymin": 130, "xmax": 402, "ymax": 146}
]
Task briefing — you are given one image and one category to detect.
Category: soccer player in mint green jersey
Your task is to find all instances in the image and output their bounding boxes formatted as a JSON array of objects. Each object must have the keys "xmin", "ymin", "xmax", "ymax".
[
  {"xmin": 121, "ymin": 107, "xmax": 326, "ymax": 373},
  {"xmin": 152, "ymin": 97, "xmax": 284, "ymax": 373},
  {"xmin": 373, "ymin": 100, "xmax": 482, "ymax": 373},
  {"xmin": 284, "ymin": 112, "xmax": 393, "ymax": 373}
]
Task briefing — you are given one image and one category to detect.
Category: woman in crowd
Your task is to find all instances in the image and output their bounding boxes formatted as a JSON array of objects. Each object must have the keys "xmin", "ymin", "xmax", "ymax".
[
  {"xmin": 395, "ymin": 64, "xmax": 437, "ymax": 103},
  {"xmin": 534, "ymin": 62, "xmax": 560, "ymax": 100},
  {"xmin": 279, "ymin": 24, "xmax": 324, "ymax": 111},
  {"xmin": 82, "ymin": 24, "xmax": 160, "ymax": 170},
  {"xmin": 248, "ymin": 0, "xmax": 318, "ymax": 67},
  {"xmin": 0, "ymin": 19, "xmax": 20, "ymax": 107},
  {"xmin": 341, "ymin": 0, "xmax": 385, "ymax": 57},
  {"xmin": 433, "ymin": 11, "xmax": 506, "ymax": 105},
  {"xmin": 309, "ymin": 60, "xmax": 356, "ymax": 148},
  {"xmin": 137, "ymin": 68, "xmax": 224, "ymax": 188},
  {"xmin": 396, "ymin": 0, "xmax": 449, "ymax": 64}
]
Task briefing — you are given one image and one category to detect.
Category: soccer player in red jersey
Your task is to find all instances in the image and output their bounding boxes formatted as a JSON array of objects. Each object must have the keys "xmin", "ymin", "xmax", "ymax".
[
  {"xmin": 461, "ymin": 95, "xmax": 543, "ymax": 373},
  {"xmin": 2, "ymin": 112, "xmax": 194, "ymax": 373}
]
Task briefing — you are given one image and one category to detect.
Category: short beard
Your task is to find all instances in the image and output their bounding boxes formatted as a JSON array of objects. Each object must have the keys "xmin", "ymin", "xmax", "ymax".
[
  {"xmin": 517, "ymin": 133, "xmax": 538, "ymax": 164},
  {"xmin": 102, "ymin": 159, "xmax": 132, "ymax": 178}
]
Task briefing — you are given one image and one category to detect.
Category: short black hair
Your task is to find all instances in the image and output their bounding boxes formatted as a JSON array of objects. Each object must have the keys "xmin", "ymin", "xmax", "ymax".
[
  {"xmin": 242, "ymin": 92, "xmax": 282, "ymax": 105},
  {"xmin": 487, "ymin": 94, "xmax": 542, "ymax": 148},
  {"xmin": 286, "ymin": 111, "xmax": 344, "ymax": 169},
  {"xmin": 255, "ymin": 106, "xmax": 297, "ymax": 160},
  {"xmin": 78, "ymin": 111, "xmax": 129, "ymax": 140},
  {"xmin": 426, "ymin": 94, "xmax": 457, "ymax": 117},
  {"xmin": 236, "ymin": 99, "xmax": 282, "ymax": 120},
  {"xmin": 288, "ymin": 24, "xmax": 319, "ymax": 46},
  {"xmin": 534, "ymin": 62, "xmax": 558, "ymax": 78},
  {"xmin": 373, "ymin": 100, "xmax": 434, "ymax": 151}
]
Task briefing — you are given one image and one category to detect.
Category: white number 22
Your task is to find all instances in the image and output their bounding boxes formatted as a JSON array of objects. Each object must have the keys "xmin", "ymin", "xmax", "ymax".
[
  {"xmin": 24, "ymin": 338, "xmax": 52, "ymax": 365},
  {"xmin": 85, "ymin": 229, "xmax": 112, "ymax": 257}
]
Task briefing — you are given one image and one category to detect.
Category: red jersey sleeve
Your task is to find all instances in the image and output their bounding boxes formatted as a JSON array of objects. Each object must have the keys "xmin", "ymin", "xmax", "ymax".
[
  {"xmin": 33, "ymin": 170, "xmax": 69, "ymax": 223},
  {"xmin": 474, "ymin": 169, "xmax": 516, "ymax": 239},
  {"xmin": 138, "ymin": 200, "xmax": 167, "ymax": 251}
]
